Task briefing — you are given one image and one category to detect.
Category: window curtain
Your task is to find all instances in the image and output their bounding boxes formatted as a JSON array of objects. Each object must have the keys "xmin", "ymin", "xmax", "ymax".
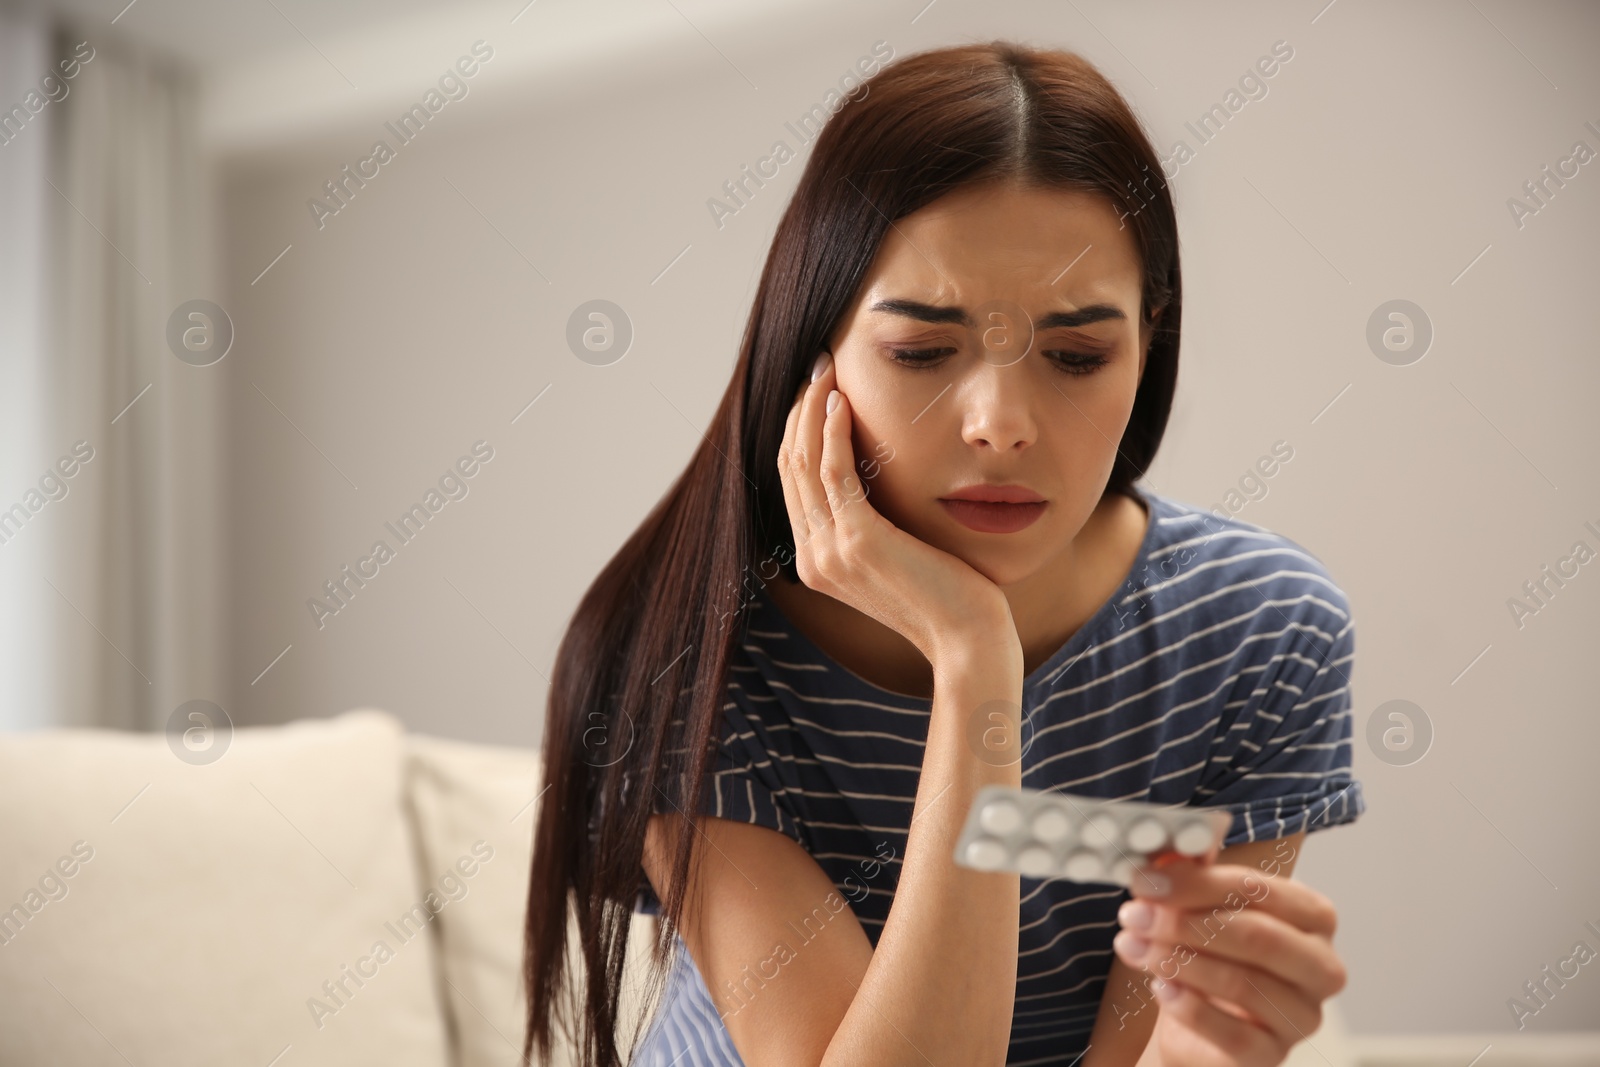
[
  {"xmin": 1, "ymin": 11, "xmax": 225, "ymax": 731},
  {"xmin": 0, "ymin": 6, "xmax": 53, "ymax": 729}
]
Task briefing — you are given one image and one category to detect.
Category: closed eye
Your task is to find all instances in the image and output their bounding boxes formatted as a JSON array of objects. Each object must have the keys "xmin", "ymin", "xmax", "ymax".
[{"xmin": 885, "ymin": 347, "xmax": 1109, "ymax": 376}]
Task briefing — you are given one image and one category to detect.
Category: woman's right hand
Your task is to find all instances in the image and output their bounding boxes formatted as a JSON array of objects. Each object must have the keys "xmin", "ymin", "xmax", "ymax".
[{"xmin": 776, "ymin": 350, "xmax": 1021, "ymax": 668}]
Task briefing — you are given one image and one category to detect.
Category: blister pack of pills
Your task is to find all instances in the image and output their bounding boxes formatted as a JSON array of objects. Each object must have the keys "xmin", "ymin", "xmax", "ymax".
[{"xmin": 952, "ymin": 784, "xmax": 1232, "ymax": 886}]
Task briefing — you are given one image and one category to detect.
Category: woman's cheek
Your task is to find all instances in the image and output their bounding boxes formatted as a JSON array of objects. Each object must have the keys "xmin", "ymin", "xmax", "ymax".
[{"xmin": 855, "ymin": 442, "xmax": 915, "ymax": 518}]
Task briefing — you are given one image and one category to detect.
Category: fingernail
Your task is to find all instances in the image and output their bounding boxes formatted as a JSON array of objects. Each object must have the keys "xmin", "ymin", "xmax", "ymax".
[
  {"xmin": 1118, "ymin": 900, "xmax": 1153, "ymax": 931},
  {"xmin": 810, "ymin": 352, "xmax": 832, "ymax": 382},
  {"xmin": 1155, "ymin": 978, "xmax": 1183, "ymax": 1003},
  {"xmin": 1113, "ymin": 930, "xmax": 1149, "ymax": 959},
  {"xmin": 826, "ymin": 389, "xmax": 839, "ymax": 414}
]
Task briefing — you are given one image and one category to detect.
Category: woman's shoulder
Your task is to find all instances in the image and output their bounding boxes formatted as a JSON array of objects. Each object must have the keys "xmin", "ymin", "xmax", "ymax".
[{"xmin": 1136, "ymin": 489, "xmax": 1352, "ymax": 627}]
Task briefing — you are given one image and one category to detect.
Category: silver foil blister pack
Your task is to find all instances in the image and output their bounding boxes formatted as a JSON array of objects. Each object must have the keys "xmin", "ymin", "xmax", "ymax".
[{"xmin": 952, "ymin": 784, "xmax": 1232, "ymax": 886}]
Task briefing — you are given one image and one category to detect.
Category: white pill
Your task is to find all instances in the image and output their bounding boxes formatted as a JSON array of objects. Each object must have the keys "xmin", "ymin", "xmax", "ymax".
[
  {"xmin": 978, "ymin": 798, "xmax": 1023, "ymax": 836},
  {"xmin": 1173, "ymin": 819, "xmax": 1215, "ymax": 856},
  {"xmin": 963, "ymin": 837, "xmax": 1009, "ymax": 870},
  {"xmin": 1031, "ymin": 807, "xmax": 1073, "ymax": 843},
  {"xmin": 1063, "ymin": 848, "xmax": 1107, "ymax": 881},
  {"xmin": 1082, "ymin": 813, "xmax": 1121, "ymax": 849},
  {"xmin": 1109, "ymin": 856, "xmax": 1138, "ymax": 885},
  {"xmin": 1126, "ymin": 817, "xmax": 1169, "ymax": 853},
  {"xmin": 1017, "ymin": 845, "xmax": 1058, "ymax": 878}
]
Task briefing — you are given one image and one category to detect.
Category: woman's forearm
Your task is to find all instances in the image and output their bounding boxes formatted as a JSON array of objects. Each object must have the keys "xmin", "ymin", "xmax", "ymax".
[{"xmin": 820, "ymin": 634, "xmax": 1025, "ymax": 1067}]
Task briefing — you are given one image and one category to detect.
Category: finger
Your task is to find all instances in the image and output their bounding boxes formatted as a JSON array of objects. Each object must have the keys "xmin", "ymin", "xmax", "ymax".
[
  {"xmin": 788, "ymin": 353, "xmax": 836, "ymax": 539},
  {"xmin": 812, "ymin": 386, "xmax": 901, "ymax": 623},
  {"xmin": 777, "ymin": 388, "xmax": 815, "ymax": 549},
  {"xmin": 1113, "ymin": 931, "xmax": 1323, "ymax": 1048},
  {"xmin": 817, "ymin": 385, "xmax": 869, "ymax": 535},
  {"xmin": 1119, "ymin": 893, "xmax": 1346, "ymax": 1001},
  {"xmin": 1130, "ymin": 854, "xmax": 1339, "ymax": 940},
  {"xmin": 1149, "ymin": 977, "xmax": 1286, "ymax": 1067}
]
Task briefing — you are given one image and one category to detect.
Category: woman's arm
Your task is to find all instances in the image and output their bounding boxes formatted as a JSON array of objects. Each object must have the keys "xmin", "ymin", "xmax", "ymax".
[
  {"xmin": 1083, "ymin": 955, "xmax": 1162, "ymax": 1065},
  {"xmin": 820, "ymin": 635, "xmax": 1025, "ymax": 1066},
  {"xmin": 646, "ymin": 633, "xmax": 1026, "ymax": 1067}
]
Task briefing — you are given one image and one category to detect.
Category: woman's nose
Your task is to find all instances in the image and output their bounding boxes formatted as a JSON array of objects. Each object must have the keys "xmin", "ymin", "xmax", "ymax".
[{"xmin": 959, "ymin": 362, "xmax": 1037, "ymax": 452}]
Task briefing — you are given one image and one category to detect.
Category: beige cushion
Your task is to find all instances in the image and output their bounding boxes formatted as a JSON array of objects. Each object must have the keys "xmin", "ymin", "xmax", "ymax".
[
  {"xmin": 0, "ymin": 708, "xmax": 450, "ymax": 1067},
  {"xmin": 404, "ymin": 733, "xmax": 661, "ymax": 1067}
]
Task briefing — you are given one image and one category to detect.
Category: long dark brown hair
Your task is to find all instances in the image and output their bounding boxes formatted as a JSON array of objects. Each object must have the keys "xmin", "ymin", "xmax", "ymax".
[{"xmin": 522, "ymin": 39, "xmax": 1183, "ymax": 1066}]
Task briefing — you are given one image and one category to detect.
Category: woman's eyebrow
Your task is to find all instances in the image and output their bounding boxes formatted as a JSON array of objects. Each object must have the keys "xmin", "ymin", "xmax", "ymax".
[{"xmin": 868, "ymin": 298, "xmax": 1127, "ymax": 329}]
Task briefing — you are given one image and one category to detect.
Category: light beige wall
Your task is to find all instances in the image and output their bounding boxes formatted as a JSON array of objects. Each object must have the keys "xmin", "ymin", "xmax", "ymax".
[{"xmin": 212, "ymin": 0, "xmax": 1600, "ymax": 1037}]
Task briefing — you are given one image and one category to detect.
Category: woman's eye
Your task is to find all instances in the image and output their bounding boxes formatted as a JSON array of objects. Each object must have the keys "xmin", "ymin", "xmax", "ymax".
[
  {"xmin": 885, "ymin": 346, "xmax": 1109, "ymax": 376},
  {"xmin": 886, "ymin": 346, "xmax": 957, "ymax": 367},
  {"xmin": 1050, "ymin": 352, "xmax": 1110, "ymax": 376}
]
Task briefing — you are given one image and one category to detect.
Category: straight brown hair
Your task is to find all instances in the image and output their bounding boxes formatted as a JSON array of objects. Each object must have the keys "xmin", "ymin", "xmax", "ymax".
[{"xmin": 522, "ymin": 39, "xmax": 1182, "ymax": 1066}]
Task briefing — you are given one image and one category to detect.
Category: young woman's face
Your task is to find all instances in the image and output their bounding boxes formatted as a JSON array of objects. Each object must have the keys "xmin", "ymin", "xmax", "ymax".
[{"xmin": 825, "ymin": 179, "xmax": 1156, "ymax": 587}]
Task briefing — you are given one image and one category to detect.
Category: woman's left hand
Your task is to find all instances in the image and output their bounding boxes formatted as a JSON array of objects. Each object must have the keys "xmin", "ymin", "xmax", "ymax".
[{"xmin": 1111, "ymin": 858, "xmax": 1348, "ymax": 1067}]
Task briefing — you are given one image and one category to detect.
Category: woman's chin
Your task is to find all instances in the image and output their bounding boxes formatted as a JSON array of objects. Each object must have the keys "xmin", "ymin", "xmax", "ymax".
[
  {"xmin": 966, "ymin": 557, "xmax": 1038, "ymax": 589},
  {"xmin": 930, "ymin": 538, "xmax": 1041, "ymax": 589},
  {"xmin": 887, "ymin": 510, "xmax": 1044, "ymax": 588}
]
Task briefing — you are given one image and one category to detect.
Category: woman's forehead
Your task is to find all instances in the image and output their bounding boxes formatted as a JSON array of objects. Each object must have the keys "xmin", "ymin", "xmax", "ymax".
[{"xmin": 855, "ymin": 196, "xmax": 1143, "ymax": 308}]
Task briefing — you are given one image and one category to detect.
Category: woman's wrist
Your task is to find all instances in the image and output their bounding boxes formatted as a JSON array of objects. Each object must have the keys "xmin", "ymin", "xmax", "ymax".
[
  {"xmin": 928, "ymin": 627, "xmax": 1024, "ymax": 710},
  {"xmin": 927, "ymin": 621, "xmax": 1024, "ymax": 691}
]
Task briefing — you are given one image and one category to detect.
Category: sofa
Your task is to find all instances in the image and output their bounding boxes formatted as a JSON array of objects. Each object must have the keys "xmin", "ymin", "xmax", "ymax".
[{"xmin": 0, "ymin": 709, "xmax": 1354, "ymax": 1066}]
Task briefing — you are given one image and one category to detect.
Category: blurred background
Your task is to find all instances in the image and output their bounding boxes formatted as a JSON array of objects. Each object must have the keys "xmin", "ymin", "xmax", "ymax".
[{"xmin": 2, "ymin": 0, "xmax": 1597, "ymax": 1055}]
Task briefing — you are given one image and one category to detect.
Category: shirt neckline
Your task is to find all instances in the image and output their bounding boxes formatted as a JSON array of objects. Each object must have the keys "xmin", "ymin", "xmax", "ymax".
[{"xmin": 749, "ymin": 483, "xmax": 1163, "ymax": 704}]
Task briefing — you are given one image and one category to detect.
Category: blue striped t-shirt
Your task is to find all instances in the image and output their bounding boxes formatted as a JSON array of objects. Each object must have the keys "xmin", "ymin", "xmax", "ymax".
[{"xmin": 630, "ymin": 483, "xmax": 1365, "ymax": 1066}]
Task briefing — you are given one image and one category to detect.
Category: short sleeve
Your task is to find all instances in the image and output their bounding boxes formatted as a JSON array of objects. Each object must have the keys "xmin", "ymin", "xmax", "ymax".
[
  {"xmin": 636, "ymin": 677, "xmax": 807, "ymax": 916},
  {"xmin": 648, "ymin": 683, "xmax": 808, "ymax": 851},
  {"xmin": 1194, "ymin": 586, "xmax": 1366, "ymax": 849}
]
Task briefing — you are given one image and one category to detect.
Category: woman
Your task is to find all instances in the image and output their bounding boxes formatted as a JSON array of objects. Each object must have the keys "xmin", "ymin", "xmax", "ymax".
[{"xmin": 523, "ymin": 40, "xmax": 1364, "ymax": 1067}]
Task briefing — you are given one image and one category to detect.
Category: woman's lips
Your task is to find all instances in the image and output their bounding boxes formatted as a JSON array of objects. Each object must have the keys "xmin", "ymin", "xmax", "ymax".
[{"xmin": 938, "ymin": 498, "xmax": 1047, "ymax": 534}]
